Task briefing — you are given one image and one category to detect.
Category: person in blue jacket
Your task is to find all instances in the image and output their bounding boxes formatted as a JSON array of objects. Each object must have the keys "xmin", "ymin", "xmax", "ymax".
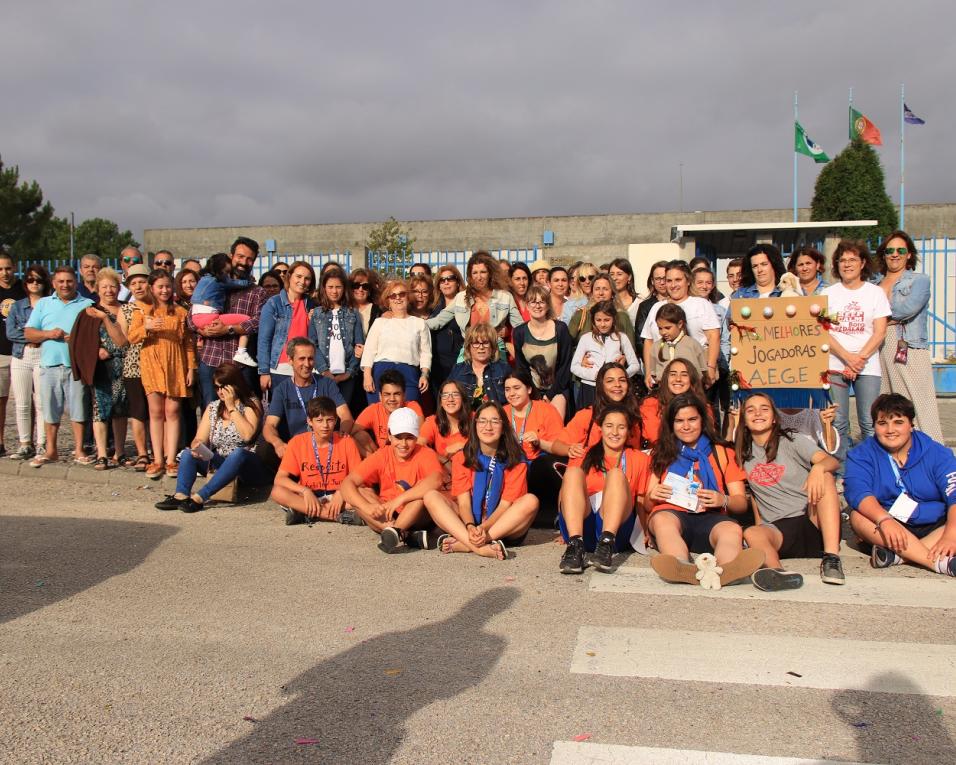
[{"xmin": 846, "ymin": 393, "xmax": 956, "ymax": 577}]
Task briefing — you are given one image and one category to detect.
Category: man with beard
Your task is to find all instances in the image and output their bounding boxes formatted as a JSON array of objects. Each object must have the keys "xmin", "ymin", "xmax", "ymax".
[{"xmin": 189, "ymin": 237, "xmax": 266, "ymax": 405}]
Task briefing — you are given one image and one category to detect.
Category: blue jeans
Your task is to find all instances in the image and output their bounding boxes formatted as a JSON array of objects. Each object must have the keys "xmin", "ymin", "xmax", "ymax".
[
  {"xmin": 366, "ymin": 361, "xmax": 421, "ymax": 404},
  {"xmin": 830, "ymin": 372, "xmax": 881, "ymax": 472},
  {"xmin": 175, "ymin": 447, "xmax": 266, "ymax": 502}
]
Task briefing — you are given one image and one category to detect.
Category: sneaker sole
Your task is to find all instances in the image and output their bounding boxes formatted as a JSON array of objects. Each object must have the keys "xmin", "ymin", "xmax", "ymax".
[
  {"xmin": 380, "ymin": 528, "xmax": 401, "ymax": 553},
  {"xmin": 589, "ymin": 555, "xmax": 614, "ymax": 573},
  {"xmin": 559, "ymin": 563, "xmax": 585, "ymax": 575},
  {"xmin": 751, "ymin": 568, "xmax": 804, "ymax": 592},
  {"xmin": 719, "ymin": 548, "xmax": 766, "ymax": 586},
  {"xmin": 650, "ymin": 554, "xmax": 699, "ymax": 585}
]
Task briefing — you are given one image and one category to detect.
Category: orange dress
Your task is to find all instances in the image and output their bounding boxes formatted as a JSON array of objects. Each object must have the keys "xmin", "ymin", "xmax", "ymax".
[{"xmin": 127, "ymin": 303, "xmax": 197, "ymax": 397}]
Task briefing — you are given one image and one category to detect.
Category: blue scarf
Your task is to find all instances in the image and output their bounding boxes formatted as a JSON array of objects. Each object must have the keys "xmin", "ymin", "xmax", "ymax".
[
  {"xmin": 668, "ymin": 435, "xmax": 720, "ymax": 492},
  {"xmin": 471, "ymin": 452, "xmax": 506, "ymax": 524}
]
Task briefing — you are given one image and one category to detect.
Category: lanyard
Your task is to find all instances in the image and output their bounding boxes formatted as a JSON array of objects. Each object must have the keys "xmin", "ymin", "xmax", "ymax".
[
  {"xmin": 602, "ymin": 450, "xmax": 627, "ymax": 474},
  {"xmin": 887, "ymin": 453, "xmax": 906, "ymax": 492},
  {"xmin": 510, "ymin": 403, "xmax": 532, "ymax": 443},
  {"xmin": 311, "ymin": 434, "xmax": 335, "ymax": 490},
  {"xmin": 293, "ymin": 376, "xmax": 319, "ymax": 412},
  {"xmin": 481, "ymin": 456, "xmax": 497, "ymax": 520}
]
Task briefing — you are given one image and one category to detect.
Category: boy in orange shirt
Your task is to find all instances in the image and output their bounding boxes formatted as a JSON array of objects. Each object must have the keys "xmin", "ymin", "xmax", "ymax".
[
  {"xmin": 341, "ymin": 407, "xmax": 442, "ymax": 552},
  {"xmin": 271, "ymin": 396, "xmax": 364, "ymax": 526},
  {"xmin": 351, "ymin": 369, "xmax": 424, "ymax": 456}
]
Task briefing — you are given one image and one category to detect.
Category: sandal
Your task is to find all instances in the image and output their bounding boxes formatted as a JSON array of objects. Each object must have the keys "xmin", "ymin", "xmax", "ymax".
[
  {"xmin": 30, "ymin": 455, "xmax": 54, "ymax": 469},
  {"xmin": 117, "ymin": 455, "xmax": 134, "ymax": 468},
  {"xmin": 490, "ymin": 539, "xmax": 508, "ymax": 560},
  {"xmin": 436, "ymin": 533, "xmax": 453, "ymax": 554},
  {"xmin": 93, "ymin": 457, "xmax": 110, "ymax": 471},
  {"xmin": 73, "ymin": 454, "xmax": 95, "ymax": 466},
  {"xmin": 145, "ymin": 463, "xmax": 164, "ymax": 480},
  {"xmin": 165, "ymin": 463, "xmax": 178, "ymax": 477},
  {"xmin": 133, "ymin": 455, "xmax": 150, "ymax": 472}
]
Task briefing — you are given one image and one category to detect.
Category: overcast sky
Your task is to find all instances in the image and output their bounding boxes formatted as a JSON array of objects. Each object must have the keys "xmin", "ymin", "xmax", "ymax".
[{"xmin": 2, "ymin": 1, "xmax": 951, "ymax": 240}]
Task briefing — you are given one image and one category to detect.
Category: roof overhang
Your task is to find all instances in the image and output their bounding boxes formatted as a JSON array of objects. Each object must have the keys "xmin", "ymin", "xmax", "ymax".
[{"xmin": 670, "ymin": 220, "xmax": 878, "ymax": 255}]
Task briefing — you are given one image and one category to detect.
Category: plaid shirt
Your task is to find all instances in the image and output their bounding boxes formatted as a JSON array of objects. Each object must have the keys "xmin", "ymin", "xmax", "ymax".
[{"xmin": 190, "ymin": 285, "xmax": 266, "ymax": 367}]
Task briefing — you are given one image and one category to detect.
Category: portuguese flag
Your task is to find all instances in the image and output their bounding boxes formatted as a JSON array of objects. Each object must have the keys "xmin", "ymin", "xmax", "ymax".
[{"xmin": 849, "ymin": 107, "xmax": 882, "ymax": 145}]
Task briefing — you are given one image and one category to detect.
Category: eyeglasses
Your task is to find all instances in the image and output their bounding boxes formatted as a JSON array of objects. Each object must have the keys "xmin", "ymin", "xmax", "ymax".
[
  {"xmin": 439, "ymin": 275, "xmax": 457, "ymax": 284},
  {"xmin": 25, "ymin": 277, "xmax": 44, "ymax": 284},
  {"xmin": 351, "ymin": 282, "xmax": 370, "ymax": 291},
  {"xmin": 122, "ymin": 256, "xmax": 141, "ymax": 264},
  {"xmin": 440, "ymin": 392, "xmax": 462, "ymax": 400},
  {"xmin": 412, "ymin": 289, "xmax": 429, "ymax": 296},
  {"xmin": 154, "ymin": 260, "xmax": 173, "ymax": 267},
  {"xmin": 527, "ymin": 298, "xmax": 546, "ymax": 305},
  {"xmin": 387, "ymin": 291, "xmax": 407, "ymax": 300},
  {"xmin": 653, "ymin": 276, "xmax": 666, "ymax": 282},
  {"xmin": 471, "ymin": 339, "xmax": 491, "ymax": 347},
  {"xmin": 476, "ymin": 418, "xmax": 502, "ymax": 428},
  {"xmin": 838, "ymin": 258, "xmax": 862, "ymax": 265},
  {"xmin": 884, "ymin": 247, "xmax": 909, "ymax": 256}
]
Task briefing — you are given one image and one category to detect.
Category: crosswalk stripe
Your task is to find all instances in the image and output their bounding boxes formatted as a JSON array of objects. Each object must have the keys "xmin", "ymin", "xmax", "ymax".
[
  {"xmin": 589, "ymin": 567, "xmax": 953, "ymax": 610},
  {"xmin": 571, "ymin": 626, "xmax": 956, "ymax": 695},
  {"xmin": 550, "ymin": 741, "xmax": 871, "ymax": 765}
]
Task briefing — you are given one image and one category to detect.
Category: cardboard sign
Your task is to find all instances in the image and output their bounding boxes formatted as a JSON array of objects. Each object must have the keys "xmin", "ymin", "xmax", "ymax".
[{"xmin": 729, "ymin": 295, "xmax": 830, "ymax": 389}]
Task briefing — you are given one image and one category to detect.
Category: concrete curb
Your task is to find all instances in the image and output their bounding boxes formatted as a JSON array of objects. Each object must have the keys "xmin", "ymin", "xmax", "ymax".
[{"xmin": 3, "ymin": 459, "xmax": 200, "ymax": 490}]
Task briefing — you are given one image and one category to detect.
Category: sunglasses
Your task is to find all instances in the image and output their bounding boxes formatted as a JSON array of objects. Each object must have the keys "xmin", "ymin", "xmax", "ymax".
[
  {"xmin": 439, "ymin": 276, "xmax": 457, "ymax": 284},
  {"xmin": 884, "ymin": 247, "xmax": 909, "ymax": 256},
  {"xmin": 578, "ymin": 275, "xmax": 595, "ymax": 283},
  {"xmin": 274, "ymin": 268, "xmax": 289, "ymax": 275},
  {"xmin": 25, "ymin": 277, "xmax": 44, "ymax": 285},
  {"xmin": 387, "ymin": 291, "xmax": 407, "ymax": 300},
  {"xmin": 351, "ymin": 282, "xmax": 370, "ymax": 291},
  {"xmin": 122, "ymin": 256, "xmax": 141, "ymax": 264},
  {"xmin": 154, "ymin": 260, "xmax": 173, "ymax": 267}
]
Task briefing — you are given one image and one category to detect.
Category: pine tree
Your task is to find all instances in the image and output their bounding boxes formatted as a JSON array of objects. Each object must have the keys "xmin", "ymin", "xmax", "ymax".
[
  {"xmin": 366, "ymin": 216, "xmax": 416, "ymax": 276},
  {"xmin": 0, "ymin": 156, "xmax": 55, "ymax": 259},
  {"xmin": 810, "ymin": 138, "xmax": 898, "ymax": 242}
]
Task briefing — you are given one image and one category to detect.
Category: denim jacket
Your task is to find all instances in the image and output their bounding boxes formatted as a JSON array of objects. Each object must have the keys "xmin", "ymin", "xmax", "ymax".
[
  {"xmin": 880, "ymin": 270, "xmax": 930, "ymax": 349},
  {"xmin": 309, "ymin": 306, "xmax": 365, "ymax": 376},
  {"xmin": 257, "ymin": 291, "xmax": 317, "ymax": 374},
  {"xmin": 426, "ymin": 289, "xmax": 525, "ymax": 333},
  {"xmin": 5, "ymin": 298, "xmax": 35, "ymax": 359},
  {"xmin": 731, "ymin": 284, "xmax": 782, "ymax": 299}
]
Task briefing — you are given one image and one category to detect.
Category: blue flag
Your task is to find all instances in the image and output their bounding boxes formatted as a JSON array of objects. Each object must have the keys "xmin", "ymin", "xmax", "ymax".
[{"xmin": 904, "ymin": 103, "xmax": 925, "ymax": 125}]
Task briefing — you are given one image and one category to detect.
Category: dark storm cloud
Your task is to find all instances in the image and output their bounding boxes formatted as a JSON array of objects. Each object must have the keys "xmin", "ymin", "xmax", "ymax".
[{"xmin": 2, "ymin": 1, "xmax": 952, "ymax": 239}]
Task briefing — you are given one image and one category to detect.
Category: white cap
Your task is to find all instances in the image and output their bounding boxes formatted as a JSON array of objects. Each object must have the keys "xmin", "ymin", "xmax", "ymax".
[{"xmin": 387, "ymin": 407, "xmax": 420, "ymax": 437}]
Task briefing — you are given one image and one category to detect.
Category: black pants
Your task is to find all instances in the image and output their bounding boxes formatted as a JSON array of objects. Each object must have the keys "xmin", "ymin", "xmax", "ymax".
[{"xmin": 529, "ymin": 454, "xmax": 562, "ymax": 528}]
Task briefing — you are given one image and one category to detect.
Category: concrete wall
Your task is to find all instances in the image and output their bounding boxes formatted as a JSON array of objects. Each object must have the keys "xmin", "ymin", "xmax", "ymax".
[{"xmin": 143, "ymin": 203, "xmax": 956, "ymax": 265}]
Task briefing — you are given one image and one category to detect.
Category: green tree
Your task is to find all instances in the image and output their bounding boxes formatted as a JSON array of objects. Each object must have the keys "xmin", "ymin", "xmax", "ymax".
[
  {"xmin": 73, "ymin": 217, "xmax": 139, "ymax": 261},
  {"xmin": 366, "ymin": 216, "xmax": 415, "ymax": 275},
  {"xmin": 810, "ymin": 138, "xmax": 898, "ymax": 241},
  {"xmin": 0, "ymin": 155, "xmax": 55, "ymax": 259}
]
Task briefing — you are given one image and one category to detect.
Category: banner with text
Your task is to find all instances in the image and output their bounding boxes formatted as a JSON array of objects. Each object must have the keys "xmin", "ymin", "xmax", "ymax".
[{"xmin": 729, "ymin": 296, "xmax": 830, "ymax": 389}]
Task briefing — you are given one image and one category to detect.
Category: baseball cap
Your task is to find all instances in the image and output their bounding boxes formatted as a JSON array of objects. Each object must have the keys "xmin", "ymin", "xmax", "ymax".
[{"xmin": 387, "ymin": 407, "xmax": 420, "ymax": 438}]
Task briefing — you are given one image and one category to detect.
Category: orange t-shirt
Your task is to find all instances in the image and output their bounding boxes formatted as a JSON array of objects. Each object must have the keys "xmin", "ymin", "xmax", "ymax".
[
  {"xmin": 559, "ymin": 406, "xmax": 642, "ymax": 466},
  {"xmin": 640, "ymin": 396, "xmax": 716, "ymax": 446},
  {"xmin": 419, "ymin": 414, "xmax": 470, "ymax": 457},
  {"xmin": 450, "ymin": 452, "xmax": 528, "ymax": 502},
  {"xmin": 354, "ymin": 443, "xmax": 442, "ymax": 503},
  {"xmin": 504, "ymin": 400, "xmax": 564, "ymax": 461},
  {"xmin": 584, "ymin": 447, "xmax": 651, "ymax": 499},
  {"xmin": 649, "ymin": 445, "xmax": 746, "ymax": 515},
  {"xmin": 356, "ymin": 401, "xmax": 424, "ymax": 448},
  {"xmin": 279, "ymin": 432, "xmax": 362, "ymax": 493}
]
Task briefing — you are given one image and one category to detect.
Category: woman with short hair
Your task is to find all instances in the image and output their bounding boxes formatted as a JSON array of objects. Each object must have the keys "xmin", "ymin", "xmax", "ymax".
[
  {"xmin": 447, "ymin": 323, "xmax": 511, "ymax": 406},
  {"xmin": 731, "ymin": 244, "xmax": 787, "ymax": 299}
]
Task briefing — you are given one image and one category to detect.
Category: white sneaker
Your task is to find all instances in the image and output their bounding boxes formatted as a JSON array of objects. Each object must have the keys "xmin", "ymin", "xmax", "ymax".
[{"xmin": 232, "ymin": 348, "xmax": 257, "ymax": 367}]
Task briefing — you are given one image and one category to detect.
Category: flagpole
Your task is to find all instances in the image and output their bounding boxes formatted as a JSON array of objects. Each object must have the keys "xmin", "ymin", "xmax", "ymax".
[
  {"xmin": 900, "ymin": 83, "xmax": 906, "ymax": 229},
  {"xmin": 793, "ymin": 91, "xmax": 798, "ymax": 222},
  {"xmin": 848, "ymin": 86, "xmax": 853, "ymax": 140}
]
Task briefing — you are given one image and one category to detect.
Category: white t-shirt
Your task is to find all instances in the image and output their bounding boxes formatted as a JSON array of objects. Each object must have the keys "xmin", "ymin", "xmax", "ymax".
[
  {"xmin": 328, "ymin": 308, "xmax": 346, "ymax": 374},
  {"xmin": 641, "ymin": 296, "xmax": 720, "ymax": 347},
  {"xmin": 823, "ymin": 281, "xmax": 891, "ymax": 376}
]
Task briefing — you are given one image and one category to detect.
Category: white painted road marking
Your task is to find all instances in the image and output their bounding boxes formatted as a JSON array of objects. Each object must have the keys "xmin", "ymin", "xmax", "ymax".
[
  {"xmin": 551, "ymin": 742, "xmax": 872, "ymax": 765},
  {"xmin": 571, "ymin": 626, "xmax": 956, "ymax": 695},
  {"xmin": 589, "ymin": 567, "xmax": 954, "ymax": 610}
]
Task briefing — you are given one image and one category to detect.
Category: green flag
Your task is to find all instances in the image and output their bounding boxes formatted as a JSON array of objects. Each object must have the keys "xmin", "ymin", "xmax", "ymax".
[{"xmin": 794, "ymin": 121, "xmax": 830, "ymax": 163}]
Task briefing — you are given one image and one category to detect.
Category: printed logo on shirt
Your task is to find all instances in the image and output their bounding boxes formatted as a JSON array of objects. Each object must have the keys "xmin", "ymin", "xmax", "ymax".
[
  {"xmin": 945, "ymin": 471, "xmax": 956, "ymax": 499},
  {"xmin": 300, "ymin": 458, "xmax": 349, "ymax": 475},
  {"xmin": 749, "ymin": 462, "xmax": 785, "ymax": 487},
  {"xmin": 835, "ymin": 301, "xmax": 864, "ymax": 335},
  {"xmin": 0, "ymin": 298, "xmax": 14, "ymax": 319}
]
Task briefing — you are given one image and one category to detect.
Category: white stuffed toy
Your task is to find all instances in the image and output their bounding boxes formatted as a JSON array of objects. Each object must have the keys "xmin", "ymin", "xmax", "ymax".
[
  {"xmin": 778, "ymin": 271, "xmax": 802, "ymax": 298},
  {"xmin": 695, "ymin": 553, "xmax": 723, "ymax": 590}
]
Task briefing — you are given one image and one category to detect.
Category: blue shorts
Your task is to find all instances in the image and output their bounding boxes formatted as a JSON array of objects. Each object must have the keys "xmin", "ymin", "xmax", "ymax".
[
  {"xmin": 558, "ymin": 492, "xmax": 636, "ymax": 553},
  {"xmin": 39, "ymin": 366, "xmax": 88, "ymax": 424}
]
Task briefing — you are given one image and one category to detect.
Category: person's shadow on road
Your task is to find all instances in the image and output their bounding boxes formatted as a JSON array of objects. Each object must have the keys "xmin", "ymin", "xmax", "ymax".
[
  {"xmin": 832, "ymin": 670, "xmax": 955, "ymax": 763},
  {"xmin": 0, "ymin": 515, "xmax": 178, "ymax": 624},
  {"xmin": 204, "ymin": 586, "xmax": 519, "ymax": 765}
]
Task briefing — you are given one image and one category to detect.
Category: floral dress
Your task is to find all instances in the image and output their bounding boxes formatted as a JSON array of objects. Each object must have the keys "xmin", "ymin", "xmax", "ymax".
[{"xmin": 91, "ymin": 319, "xmax": 128, "ymax": 422}]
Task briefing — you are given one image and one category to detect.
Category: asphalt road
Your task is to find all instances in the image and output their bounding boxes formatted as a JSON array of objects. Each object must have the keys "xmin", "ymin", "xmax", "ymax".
[{"xmin": 1, "ymin": 474, "xmax": 954, "ymax": 764}]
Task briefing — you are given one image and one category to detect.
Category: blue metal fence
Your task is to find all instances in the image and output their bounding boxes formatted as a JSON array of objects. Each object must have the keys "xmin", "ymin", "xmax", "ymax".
[
  {"xmin": 15, "ymin": 257, "xmax": 121, "ymax": 278},
  {"xmin": 249, "ymin": 251, "xmax": 352, "ymax": 282},
  {"xmin": 367, "ymin": 247, "xmax": 541, "ymax": 278},
  {"xmin": 913, "ymin": 236, "xmax": 956, "ymax": 361}
]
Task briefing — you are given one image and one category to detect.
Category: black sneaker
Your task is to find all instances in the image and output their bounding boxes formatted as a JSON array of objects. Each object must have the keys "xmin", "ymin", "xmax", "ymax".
[
  {"xmin": 589, "ymin": 536, "xmax": 615, "ymax": 573},
  {"xmin": 870, "ymin": 545, "xmax": 903, "ymax": 569},
  {"xmin": 337, "ymin": 509, "xmax": 366, "ymax": 526},
  {"xmin": 180, "ymin": 498, "xmax": 204, "ymax": 514},
  {"xmin": 751, "ymin": 568, "xmax": 804, "ymax": 592},
  {"xmin": 820, "ymin": 554, "xmax": 846, "ymax": 585},
  {"xmin": 155, "ymin": 495, "xmax": 183, "ymax": 511},
  {"xmin": 10, "ymin": 444, "xmax": 34, "ymax": 461},
  {"xmin": 282, "ymin": 506, "xmax": 306, "ymax": 526},
  {"xmin": 559, "ymin": 538, "xmax": 587, "ymax": 574},
  {"xmin": 406, "ymin": 530, "xmax": 436, "ymax": 550},
  {"xmin": 379, "ymin": 526, "xmax": 402, "ymax": 553}
]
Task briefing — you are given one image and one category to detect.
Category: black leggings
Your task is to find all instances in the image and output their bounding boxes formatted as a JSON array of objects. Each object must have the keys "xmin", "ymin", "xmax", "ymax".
[{"xmin": 528, "ymin": 454, "xmax": 562, "ymax": 528}]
